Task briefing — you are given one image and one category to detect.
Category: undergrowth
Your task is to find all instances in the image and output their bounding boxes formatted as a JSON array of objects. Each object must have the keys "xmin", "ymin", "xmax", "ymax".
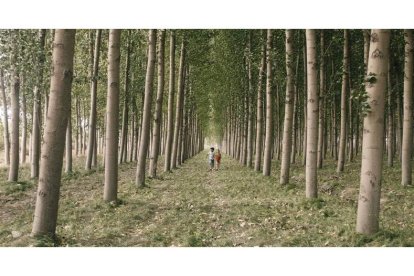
[{"xmin": 0, "ymin": 152, "xmax": 413, "ymax": 247}]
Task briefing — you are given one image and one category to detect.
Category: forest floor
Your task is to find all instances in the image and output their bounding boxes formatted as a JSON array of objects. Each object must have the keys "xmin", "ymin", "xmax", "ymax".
[{"xmin": 1, "ymin": 151, "xmax": 414, "ymax": 247}]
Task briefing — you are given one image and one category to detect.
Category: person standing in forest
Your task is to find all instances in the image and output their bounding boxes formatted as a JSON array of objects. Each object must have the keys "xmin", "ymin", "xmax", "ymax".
[
  {"xmin": 208, "ymin": 147, "xmax": 215, "ymax": 171},
  {"xmin": 215, "ymin": 149, "xmax": 222, "ymax": 170}
]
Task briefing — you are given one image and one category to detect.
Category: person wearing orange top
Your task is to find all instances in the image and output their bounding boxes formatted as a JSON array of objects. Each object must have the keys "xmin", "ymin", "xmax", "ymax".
[{"xmin": 215, "ymin": 149, "xmax": 222, "ymax": 170}]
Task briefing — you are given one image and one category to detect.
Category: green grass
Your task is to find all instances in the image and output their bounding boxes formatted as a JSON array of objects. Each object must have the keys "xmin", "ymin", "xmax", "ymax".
[{"xmin": 0, "ymin": 152, "xmax": 414, "ymax": 247}]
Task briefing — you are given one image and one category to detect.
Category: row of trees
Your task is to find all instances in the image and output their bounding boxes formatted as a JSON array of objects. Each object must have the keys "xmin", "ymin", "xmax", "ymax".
[
  {"xmin": 0, "ymin": 29, "xmax": 410, "ymax": 237},
  {"xmin": 214, "ymin": 29, "xmax": 411, "ymax": 234},
  {"xmin": 0, "ymin": 29, "xmax": 208, "ymax": 236}
]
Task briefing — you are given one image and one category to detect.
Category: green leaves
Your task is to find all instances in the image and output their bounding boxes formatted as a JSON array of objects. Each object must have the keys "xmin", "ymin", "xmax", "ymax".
[{"xmin": 351, "ymin": 87, "xmax": 371, "ymax": 117}]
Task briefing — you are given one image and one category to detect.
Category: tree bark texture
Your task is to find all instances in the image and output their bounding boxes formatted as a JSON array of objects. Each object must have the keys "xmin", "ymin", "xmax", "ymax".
[
  {"xmin": 263, "ymin": 29, "xmax": 273, "ymax": 176},
  {"xmin": 305, "ymin": 29, "xmax": 319, "ymax": 198},
  {"xmin": 163, "ymin": 31, "xmax": 176, "ymax": 172},
  {"xmin": 171, "ymin": 37, "xmax": 186, "ymax": 170},
  {"xmin": 337, "ymin": 30, "xmax": 349, "ymax": 173},
  {"xmin": 0, "ymin": 70, "xmax": 10, "ymax": 165},
  {"xmin": 86, "ymin": 29, "xmax": 102, "ymax": 170},
  {"xmin": 136, "ymin": 30, "xmax": 157, "ymax": 187},
  {"xmin": 254, "ymin": 32, "xmax": 266, "ymax": 172},
  {"xmin": 103, "ymin": 29, "xmax": 121, "ymax": 202},
  {"xmin": 31, "ymin": 29, "xmax": 46, "ymax": 178},
  {"xmin": 401, "ymin": 29, "xmax": 413, "ymax": 186},
  {"xmin": 32, "ymin": 29, "xmax": 76, "ymax": 235},
  {"xmin": 149, "ymin": 30, "xmax": 165, "ymax": 178},
  {"xmin": 356, "ymin": 29, "xmax": 390, "ymax": 234},
  {"xmin": 280, "ymin": 29, "xmax": 295, "ymax": 184}
]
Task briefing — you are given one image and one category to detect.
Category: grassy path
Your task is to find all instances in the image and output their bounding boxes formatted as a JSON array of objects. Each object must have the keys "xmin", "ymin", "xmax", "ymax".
[{"xmin": 1, "ymin": 151, "xmax": 414, "ymax": 246}]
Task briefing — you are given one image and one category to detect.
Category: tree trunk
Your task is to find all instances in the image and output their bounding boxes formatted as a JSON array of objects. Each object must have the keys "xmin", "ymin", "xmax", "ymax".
[
  {"xmin": 75, "ymin": 97, "xmax": 79, "ymax": 156},
  {"xmin": 103, "ymin": 29, "xmax": 121, "ymax": 202},
  {"xmin": 387, "ymin": 60, "xmax": 394, "ymax": 167},
  {"xmin": 280, "ymin": 29, "xmax": 295, "ymax": 184},
  {"xmin": 348, "ymin": 57, "xmax": 354, "ymax": 163},
  {"xmin": 246, "ymin": 32, "xmax": 254, "ymax": 168},
  {"xmin": 0, "ymin": 70, "xmax": 10, "ymax": 165},
  {"xmin": 177, "ymin": 76, "xmax": 186, "ymax": 166},
  {"xmin": 317, "ymin": 30, "xmax": 325, "ymax": 169},
  {"xmin": 337, "ymin": 30, "xmax": 349, "ymax": 173},
  {"xmin": 263, "ymin": 30, "xmax": 273, "ymax": 176},
  {"xmin": 43, "ymin": 87, "xmax": 49, "ymax": 132},
  {"xmin": 136, "ymin": 30, "xmax": 157, "ymax": 187},
  {"xmin": 242, "ymin": 92, "xmax": 248, "ymax": 166},
  {"xmin": 402, "ymin": 29, "xmax": 413, "ymax": 186},
  {"xmin": 31, "ymin": 29, "xmax": 46, "ymax": 177},
  {"xmin": 302, "ymin": 39, "xmax": 307, "ymax": 166},
  {"xmin": 65, "ymin": 111, "xmax": 72, "ymax": 173},
  {"xmin": 164, "ymin": 31, "xmax": 176, "ymax": 172},
  {"xmin": 85, "ymin": 29, "xmax": 102, "ymax": 170},
  {"xmin": 129, "ymin": 108, "xmax": 136, "ymax": 162},
  {"xmin": 356, "ymin": 29, "xmax": 390, "ymax": 234},
  {"xmin": 171, "ymin": 36, "xmax": 186, "ymax": 170},
  {"xmin": 8, "ymin": 33, "xmax": 20, "ymax": 182},
  {"xmin": 254, "ymin": 31, "xmax": 266, "ymax": 172},
  {"xmin": 78, "ymin": 98, "xmax": 83, "ymax": 155},
  {"xmin": 119, "ymin": 31, "xmax": 132, "ymax": 164},
  {"xmin": 149, "ymin": 30, "xmax": 165, "ymax": 178},
  {"xmin": 20, "ymin": 75, "xmax": 27, "ymax": 164},
  {"xmin": 32, "ymin": 29, "xmax": 76, "ymax": 236},
  {"xmin": 291, "ymin": 54, "xmax": 299, "ymax": 164},
  {"xmin": 305, "ymin": 29, "xmax": 318, "ymax": 198},
  {"xmin": 396, "ymin": 73, "xmax": 402, "ymax": 160}
]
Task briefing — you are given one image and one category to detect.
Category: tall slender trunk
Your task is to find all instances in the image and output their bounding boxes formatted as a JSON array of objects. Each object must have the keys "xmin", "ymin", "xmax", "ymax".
[
  {"xmin": 20, "ymin": 75, "xmax": 27, "ymax": 164},
  {"xmin": 177, "ymin": 68, "xmax": 188, "ymax": 166},
  {"xmin": 43, "ymin": 87, "xmax": 49, "ymax": 132},
  {"xmin": 31, "ymin": 29, "xmax": 47, "ymax": 177},
  {"xmin": 119, "ymin": 31, "xmax": 132, "ymax": 164},
  {"xmin": 136, "ymin": 30, "xmax": 157, "ymax": 187},
  {"xmin": 86, "ymin": 30, "xmax": 102, "ymax": 170},
  {"xmin": 263, "ymin": 30, "xmax": 273, "ymax": 176},
  {"xmin": 164, "ymin": 31, "xmax": 176, "ymax": 172},
  {"xmin": 396, "ymin": 73, "xmax": 402, "ymax": 160},
  {"xmin": 387, "ymin": 60, "xmax": 394, "ymax": 167},
  {"xmin": 305, "ymin": 29, "xmax": 318, "ymax": 198},
  {"xmin": 337, "ymin": 30, "xmax": 349, "ymax": 173},
  {"xmin": 280, "ymin": 29, "xmax": 295, "ymax": 184},
  {"xmin": 149, "ymin": 30, "xmax": 165, "ymax": 178},
  {"xmin": 171, "ymin": 37, "xmax": 186, "ymax": 170},
  {"xmin": 360, "ymin": 29, "xmax": 370, "ymax": 157},
  {"xmin": 242, "ymin": 92, "xmax": 248, "ymax": 166},
  {"xmin": 402, "ymin": 29, "xmax": 413, "ymax": 186},
  {"xmin": 8, "ymin": 32, "xmax": 20, "ymax": 182},
  {"xmin": 356, "ymin": 29, "xmax": 390, "ymax": 234},
  {"xmin": 254, "ymin": 32, "xmax": 266, "ymax": 172},
  {"xmin": 348, "ymin": 56, "xmax": 354, "ymax": 162},
  {"xmin": 129, "ymin": 108, "xmax": 136, "ymax": 162},
  {"xmin": 75, "ymin": 100, "xmax": 79, "ymax": 157},
  {"xmin": 92, "ymin": 130, "xmax": 97, "ymax": 167},
  {"xmin": 103, "ymin": 29, "xmax": 121, "ymax": 202},
  {"xmin": 302, "ymin": 39, "xmax": 307, "ymax": 166},
  {"xmin": 65, "ymin": 111, "xmax": 72, "ymax": 173},
  {"xmin": 291, "ymin": 54, "xmax": 300, "ymax": 164},
  {"xmin": 0, "ymin": 70, "xmax": 10, "ymax": 165},
  {"xmin": 246, "ymin": 32, "xmax": 254, "ymax": 168},
  {"xmin": 82, "ymin": 101, "xmax": 87, "ymax": 155},
  {"xmin": 32, "ymin": 29, "xmax": 76, "ymax": 236},
  {"xmin": 78, "ymin": 98, "xmax": 83, "ymax": 156},
  {"xmin": 133, "ymin": 99, "xmax": 139, "ymax": 162},
  {"xmin": 317, "ymin": 30, "xmax": 325, "ymax": 169}
]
